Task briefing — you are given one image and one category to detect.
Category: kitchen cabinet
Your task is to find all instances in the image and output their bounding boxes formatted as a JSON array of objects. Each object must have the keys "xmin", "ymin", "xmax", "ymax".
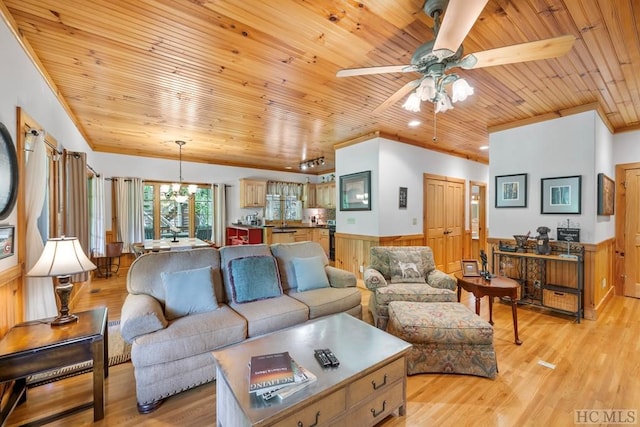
[
  {"xmin": 303, "ymin": 183, "xmax": 317, "ymax": 208},
  {"xmin": 239, "ymin": 179, "xmax": 267, "ymax": 208},
  {"xmin": 313, "ymin": 228, "xmax": 330, "ymax": 257},
  {"xmin": 293, "ymin": 228, "xmax": 311, "ymax": 242},
  {"xmin": 270, "ymin": 231, "xmax": 296, "ymax": 244},
  {"xmin": 226, "ymin": 226, "xmax": 263, "ymax": 245},
  {"xmin": 316, "ymin": 182, "xmax": 336, "ymax": 208}
]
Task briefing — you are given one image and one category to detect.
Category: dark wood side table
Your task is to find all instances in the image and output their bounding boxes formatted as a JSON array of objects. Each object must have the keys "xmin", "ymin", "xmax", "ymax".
[
  {"xmin": 455, "ymin": 274, "xmax": 522, "ymax": 345},
  {"xmin": 0, "ymin": 307, "xmax": 108, "ymax": 425}
]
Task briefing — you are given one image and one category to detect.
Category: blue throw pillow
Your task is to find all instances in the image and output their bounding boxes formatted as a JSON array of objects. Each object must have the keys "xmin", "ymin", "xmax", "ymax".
[
  {"xmin": 161, "ymin": 266, "xmax": 219, "ymax": 320},
  {"xmin": 229, "ymin": 256, "xmax": 283, "ymax": 303},
  {"xmin": 292, "ymin": 256, "xmax": 330, "ymax": 292}
]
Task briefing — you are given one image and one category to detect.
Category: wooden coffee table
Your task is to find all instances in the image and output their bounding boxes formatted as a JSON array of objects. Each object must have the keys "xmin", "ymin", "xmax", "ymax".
[
  {"xmin": 212, "ymin": 313, "xmax": 412, "ymax": 426},
  {"xmin": 455, "ymin": 273, "xmax": 522, "ymax": 345},
  {"xmin": 0, "ymin": 307, "xmax": 108, "ymax": 424}
]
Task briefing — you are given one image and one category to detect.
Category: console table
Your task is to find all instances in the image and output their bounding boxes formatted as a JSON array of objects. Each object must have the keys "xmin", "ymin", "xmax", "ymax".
[
  {"xmin": 0, "ymin": 307, "xmax": 108, "ymax": 425},
  {"xmin": 492, "ymin": 248, "xmax": 584, "ymax": 322}
]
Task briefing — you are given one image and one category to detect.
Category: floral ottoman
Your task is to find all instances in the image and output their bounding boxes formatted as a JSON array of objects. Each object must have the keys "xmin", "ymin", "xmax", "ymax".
[{"xmin": 387, "ymin": 301, "xmax": 497, "ymax": 378}]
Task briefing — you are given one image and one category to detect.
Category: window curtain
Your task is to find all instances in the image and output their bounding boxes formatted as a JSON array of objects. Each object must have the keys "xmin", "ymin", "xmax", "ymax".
[
  {"xmin": 24, "ymin": 131, "xmax": 57, "ymax": 321},
  {"xmin": 213, "ymin": 183, "xmax": 226, "ymax": 246},
  {"xmin": 89, "ymin": 174, "xmax": 106, "ymax": 257},
  {"xmin": 266, "ymin": 181, "xmax": 303, "ymax": 198},
  {"xmin": 114, "ymin": 178, "xmax": 144, "ymax": 252},
  {"xmin": 64, "ymin": 150, "xmax": 90, "ymax": 283}
]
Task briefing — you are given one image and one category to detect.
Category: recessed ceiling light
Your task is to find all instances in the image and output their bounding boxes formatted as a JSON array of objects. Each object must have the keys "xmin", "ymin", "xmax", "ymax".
[
  {"xmin": 408, "ymin": 120, "xmax": 421, "ymax": 127},
  {"xmin": 285, "ymin": 166, "xmax": 293, "ymax": 169},
  {"xmin": 479, "ymin": 145, "xmax": 489, "ymax": 150}
]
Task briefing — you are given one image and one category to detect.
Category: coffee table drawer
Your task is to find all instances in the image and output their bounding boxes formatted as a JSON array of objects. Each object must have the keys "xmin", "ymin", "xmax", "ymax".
[
  {"xmin": 347, "ymin": 357, "xmax": 405, "ymax": 405},
  {"xmin": 273, "ymin": 388, "xmax": 346, "ymax": 427},
  {"xmin": 349, "ymin": 380, "xmax": 405, "ymax": 426}
]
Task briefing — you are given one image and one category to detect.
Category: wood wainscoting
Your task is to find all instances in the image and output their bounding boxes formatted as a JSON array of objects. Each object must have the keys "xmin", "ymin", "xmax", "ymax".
[
  {"xmin": 0, "ymin": 264, "xmax": 22, "ymax": 338},
  {"xmin": 334, "ymin": 233, "xmax": 424, "ymax": 280},
  {"xmin": 488, "ymin": 237, "xmax": 615, "ymax": 320}
]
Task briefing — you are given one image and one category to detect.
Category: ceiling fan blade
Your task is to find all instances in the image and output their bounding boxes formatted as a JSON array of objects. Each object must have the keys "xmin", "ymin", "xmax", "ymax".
[
  {"xmin": 372, "ymin": 79, "xmax": 421, "ymax": 115},
  {"xmin": 432, "ymin": 0, "xmax": 488, "ymax": 60},
  {"xmin": 336, "ymin": 64, "xmax": 415, "ymax": 77},
  {"xmin": 464, "ymin": 35, "xmax": 576, "ymax": 69}
]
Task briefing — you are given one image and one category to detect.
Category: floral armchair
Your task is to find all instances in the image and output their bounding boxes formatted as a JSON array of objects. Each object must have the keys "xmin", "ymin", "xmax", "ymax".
[{"xmin": 364, "ymin": 246, "xmax": 457, "ymax": 329}]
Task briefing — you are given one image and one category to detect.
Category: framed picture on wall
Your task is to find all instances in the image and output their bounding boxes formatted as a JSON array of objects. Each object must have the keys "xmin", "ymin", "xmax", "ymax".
[
  {"xmin": 495, "ymin": 173, "xmax": 527, "ymax": 208},
  {"xmin": 0, "ymin": 225, "xmax": 15, "ymax": 259},
  {"xmin": 399, "ymin": 187, "xmax": 407, "ymax": 209},
  {"xmin": 541, "ymin": 175, "xmax": 582, "ymax": 214},
  {"xmin": 340, "ymin": 171, "xmax": 371, "ymax": 211},
  {"xmin": 597, "ymin": 173, "xmax": 615, "ymax": 215}
]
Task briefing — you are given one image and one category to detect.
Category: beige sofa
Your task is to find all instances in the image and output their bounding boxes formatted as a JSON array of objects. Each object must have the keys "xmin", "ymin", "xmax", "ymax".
[
  {"xmin": 364, "ymin": 246, "xmax": 457, "ymax": 329},
  {"xmin": 120, "ymin": 241, "xmax": 361, "ymax": 413}
]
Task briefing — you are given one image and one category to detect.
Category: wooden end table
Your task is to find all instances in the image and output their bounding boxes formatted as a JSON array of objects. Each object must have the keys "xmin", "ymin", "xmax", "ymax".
[
  {"xmin": 0, "ymin": 307, "xmax": 108, "ymax": 425},
  {"xmin": 455, "ymin": 273, "xmax": 522, "ymax": 345}
]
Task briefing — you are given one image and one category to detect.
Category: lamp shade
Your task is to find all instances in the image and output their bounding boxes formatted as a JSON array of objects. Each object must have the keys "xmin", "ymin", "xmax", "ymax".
[{"xmin": 28, "ymin": 236, "xmax": 96, "ymax": 277}]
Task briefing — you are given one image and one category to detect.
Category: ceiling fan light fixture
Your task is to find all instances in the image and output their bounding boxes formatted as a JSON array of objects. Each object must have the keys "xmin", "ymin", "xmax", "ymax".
[
  {"xmin": 451, "ymin": 78, "xmax": 474, "ymax": 102},
  {"xmin": 435, "ymin": 93, "xmax": 454, "ymax": 113},
  {"xmin": 402, "ymin": 91, "xmax": 422, "ymax": 112}
]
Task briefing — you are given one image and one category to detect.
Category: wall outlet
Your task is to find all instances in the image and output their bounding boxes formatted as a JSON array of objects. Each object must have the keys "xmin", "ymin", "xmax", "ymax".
[
  {"xmin": 347, "ymin": 217, "xmax": 355, "ymax": 225},
  {"xmin": 412, "ymin": 218, "xmax": 417, "ymax": 225},
  {"xmin": 359, "ymin": 265, "xmax": 364, "ymax": 273},
  {"xmin": 601, "ymin": 278, "xmax": 607, "ymax": 289}
]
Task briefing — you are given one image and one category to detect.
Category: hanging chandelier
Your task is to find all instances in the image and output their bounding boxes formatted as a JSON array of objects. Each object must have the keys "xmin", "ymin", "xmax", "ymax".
[{"xmin": 165, "ymin": 140, "xmax": 197, "ymax": 204}]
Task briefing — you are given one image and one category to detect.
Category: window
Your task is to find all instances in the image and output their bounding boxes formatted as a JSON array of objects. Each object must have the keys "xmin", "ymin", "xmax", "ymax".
[{"xmin": 143, "ymin": 182, "xmax": 212, "ymax": 240}]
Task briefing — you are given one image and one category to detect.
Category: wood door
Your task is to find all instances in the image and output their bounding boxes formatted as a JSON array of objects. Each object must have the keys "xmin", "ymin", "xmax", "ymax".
[
  {"xmin": 424, "ymin": 175, "xmax": 465, "ymax": 273},
  {"xmin": 624, "ymin": 169, "xmax": 640, "ymax": 298}
]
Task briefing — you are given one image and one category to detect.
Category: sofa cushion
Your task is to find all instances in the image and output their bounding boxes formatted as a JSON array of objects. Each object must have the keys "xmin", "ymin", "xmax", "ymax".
[
  {"xmin": 229, "ymin": 255, "xmax": 283, "ymax": 303},
  {"xmin": 229, "ymin": 295, "xmax": 309, "ymax": 338},
  {"xmin": 131, "ymin": 305, "xmax": 247, "ymax": 368},
  {"xmin": 292, "ymin": 256, "xmax": 330, "ymax": 291},
  {"xmin": 287, "ymin": 287, "xmax": 362, "ymax": 319},
  {"xmin": 161, "ymin": 266, "xmax": 219, "ymax": 320},
  {"xmin": 270, "ymin": 242, "xmax": 329, "ymax": 292},
  {"xmin": 388, "ymin": 251, "xmax": 426, "ymax": 284}
]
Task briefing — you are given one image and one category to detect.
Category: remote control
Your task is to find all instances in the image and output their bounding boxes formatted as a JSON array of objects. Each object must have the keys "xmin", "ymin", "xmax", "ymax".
[
  {"xmin": 314, "ymin": 349, "xmax": 331, "ymax": 367},
  {"xmin": 323, "ymin": 348, "xmax": 340, "ymax": 367}
]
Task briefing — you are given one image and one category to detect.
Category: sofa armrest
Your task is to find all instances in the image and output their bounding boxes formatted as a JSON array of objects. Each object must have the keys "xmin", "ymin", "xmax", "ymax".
[
  {"xmin": 120, "ymin": 293, "xmax": 168, "ymax": 343},
  {"xmin": 364, "ymin": 267, "xmax": 388, "ymax": 290},
  {"xmin": 426, "ymin": 269, "xmax": 457, "ymax": 291},
  {"xmin": 325, "ymin": 265, "xmax": 357, "ymax": 288}
]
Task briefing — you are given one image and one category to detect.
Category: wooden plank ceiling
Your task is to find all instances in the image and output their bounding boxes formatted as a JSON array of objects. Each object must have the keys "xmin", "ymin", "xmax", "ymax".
[{"xmin": 1, "ymin": 0, "xmax": 638, "ymax": 173}]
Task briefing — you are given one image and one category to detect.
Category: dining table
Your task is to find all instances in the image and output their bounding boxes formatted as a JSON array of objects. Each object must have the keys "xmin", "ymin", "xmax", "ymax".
[{"xmin": 143, "ymin": 238, "xmax": 210, "ymax": 252}]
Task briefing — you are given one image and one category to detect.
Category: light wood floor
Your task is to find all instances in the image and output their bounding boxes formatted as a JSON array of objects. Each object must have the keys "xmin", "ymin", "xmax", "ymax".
[{"xmin": 6, "ymin": 269, "xmax": 640, "ymax": 427}]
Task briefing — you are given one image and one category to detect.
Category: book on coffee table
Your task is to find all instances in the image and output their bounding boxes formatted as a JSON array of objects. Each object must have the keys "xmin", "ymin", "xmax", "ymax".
[{"xmin": 249, "ymin": 352, "xmax": 295, "ymax": 395}]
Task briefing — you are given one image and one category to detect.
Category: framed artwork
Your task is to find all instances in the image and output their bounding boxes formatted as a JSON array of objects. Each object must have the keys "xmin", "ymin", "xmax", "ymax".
[
  {"xmin": 541, "ymin": 175, "xmax": 582, "ymax": 214},
  {"xmin": 340, "ymin": 171, "xmax": 371, "ymax": 211},
  {"xmin": 0, "ymin": 122, "xmax": 19, "ymax": 220},
  {"xmin": 0, "ymin": 225, "xmax": 14, "ymax": 259},
  {"xmin": 597, "ymin": 173, "xmax": 615, "ymax": 215},
  {"xmin": 461, "ymin": 259, "xmax": 480, "ymax": 277},
  {"xmin": 495, "ymin": 173, "xmax": 527, "ymax": 208},
  {"xmin": 399, "ymin": 187, "xmax": 407, "ymax": 209}
]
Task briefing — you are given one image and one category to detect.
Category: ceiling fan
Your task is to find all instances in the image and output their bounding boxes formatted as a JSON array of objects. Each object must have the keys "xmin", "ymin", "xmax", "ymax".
[{"xmin": 336, "ymin": 0, "xmax": 575, "ymax": 115}]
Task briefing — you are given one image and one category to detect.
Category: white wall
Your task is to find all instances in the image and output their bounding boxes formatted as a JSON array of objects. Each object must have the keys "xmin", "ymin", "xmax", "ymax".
[
  {"xmin": 613, "ymin": 129, "xmax": 640, "ymax": 165},
  {"xmin": 336, "ymin": 137, "xmax": 489, "ymax": 236},
  {"xmin": 489, "ymin": 110, "xmax": 615, "ymax": 244},
  {"xmin": 0, "ymin": 18, "xmax": 93, "ymax": 272}
]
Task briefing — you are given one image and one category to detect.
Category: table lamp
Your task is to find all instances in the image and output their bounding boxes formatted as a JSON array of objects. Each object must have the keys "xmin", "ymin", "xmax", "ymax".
[{"xmin": 28, "ymin": 236, "xmax": 97, "ymax": 326}]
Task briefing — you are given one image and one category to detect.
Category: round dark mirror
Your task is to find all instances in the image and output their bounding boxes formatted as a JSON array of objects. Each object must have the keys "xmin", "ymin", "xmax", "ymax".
[{"xmin": 0, "ymin": 122, "xmax": 19, "ymax": 220}]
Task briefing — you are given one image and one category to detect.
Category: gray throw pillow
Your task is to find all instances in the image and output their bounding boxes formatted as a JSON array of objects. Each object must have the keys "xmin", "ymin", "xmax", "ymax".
[
  {"xmin": 292, "ymin": 256, "xmax": 330, "ymax": 291},
  {"xmin": 161, "ymin": 266, "xmax": 219, "ymax": 320},
  {"xmin": 229, "ymin": 255, "xmax": 283, "ymax": 303}
]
